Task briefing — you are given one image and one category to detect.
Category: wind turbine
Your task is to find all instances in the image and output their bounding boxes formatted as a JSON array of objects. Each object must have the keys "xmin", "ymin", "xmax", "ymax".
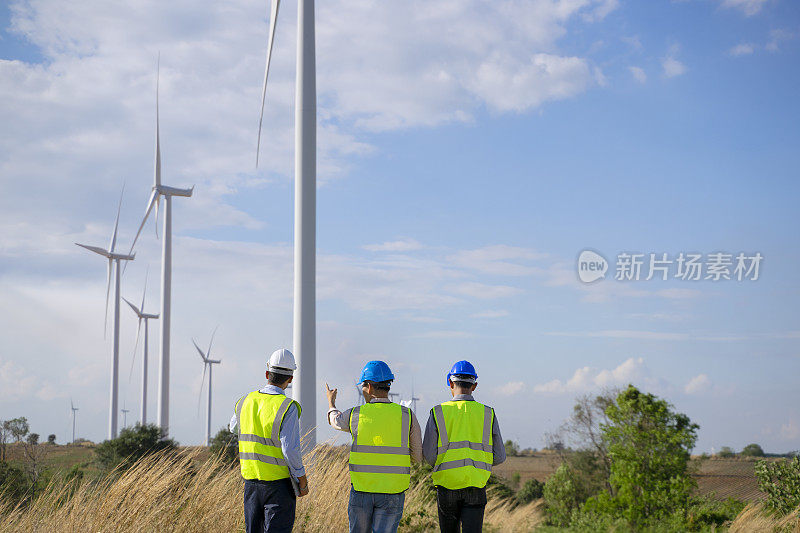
[
  {"xmin": 192, "ymin": 329, "xmax": 222, "ymax": 446},
  {"xmin": 124, "ymin": 269, "xmax": 159, "ymax": 425},
  {"xmin": 257, "ymin": 0, "xmax": 317, "ymax": 447},
  {"xmin": 75, "ymin": 188, "xmax": 135, "ymax": 440},
  {"xmin": 121, "ymin": 406, "xmax": 130, "ymax": 428},
  {"xmin": 70, "ymin": 400, "xmax": 79, "ymax": 444},
  {"xmin": 129, "ymin": 61, "xmax": 193, "ymax": 437}
]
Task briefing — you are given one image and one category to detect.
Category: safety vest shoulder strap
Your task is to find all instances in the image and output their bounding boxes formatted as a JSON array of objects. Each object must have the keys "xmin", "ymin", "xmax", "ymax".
[
  {"xmin": 236, "ymin": 391, "xmax": 296, "ymax": 447},
  {"xmin": 349, "ymin": 403, "xmax": 411, "ymax": 455},
  {"xmin": 433, "ymin": 401, "xmax": 494, "ymax": 454}
]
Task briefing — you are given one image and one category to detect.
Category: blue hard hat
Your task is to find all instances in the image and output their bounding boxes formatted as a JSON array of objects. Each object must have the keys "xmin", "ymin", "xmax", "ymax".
[
  {"xmin": 358, "ymin": 360, "xmax": 395, "ymax": 385},
  {"xmin": 446, "ymin": 360, "xmax": 478, "ymax": 386}
]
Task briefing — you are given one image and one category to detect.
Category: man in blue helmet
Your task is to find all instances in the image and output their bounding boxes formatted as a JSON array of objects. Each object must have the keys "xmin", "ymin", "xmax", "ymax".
[
  {"xmin": 325, "ymin": 360, "xmax": 423, "ymax": 533},
  {"xmin": 422, "ymin": 360, "xmax": 506, "ymax": 533}
]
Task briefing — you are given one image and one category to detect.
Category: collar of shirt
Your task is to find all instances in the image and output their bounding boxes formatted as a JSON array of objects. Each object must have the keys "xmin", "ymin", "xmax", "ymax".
[
  {"xmin": 452, "ymin": 394, "xmax": 475, "ymax": 401},
  {"xmin": 369, "ymin": 397, "xmax": 392, "ymax": 403},
  {"xmin": 258, "ymin": 384, "xmax": 287, "ymax": 395}
]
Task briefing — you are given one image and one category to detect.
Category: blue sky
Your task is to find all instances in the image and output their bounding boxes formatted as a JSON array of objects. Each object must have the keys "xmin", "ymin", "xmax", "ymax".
[{"xmin": 0, "ymin": 0, "xmax": 798, "ymax": 453}]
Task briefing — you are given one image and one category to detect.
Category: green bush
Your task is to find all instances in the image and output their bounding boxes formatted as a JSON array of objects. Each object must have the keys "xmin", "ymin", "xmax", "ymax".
[
  {"xmin": 755, "ymin": 457, "xmax": 800, "ymax": 515},
  {"xmin": 544, "ymin": 463, "xmax": 583, "ymax": 526},
  {"xmin": 94, "ymin": 423, "xmax": 177, "ymax": 471},
  {"xmin": 600, "ymin": 385, "xmax": 698, "ymax": 527},
  {"xmin": 516, "ymin": 478, "xmax": 545, "ymax": 503},
  {"xmin": 741, "ymin": 443, "xmax": 765, "ymax": 457},
  {"xmin": 717, "ymin": 446, "xmax": 735, "ymax": 458},
  {"xmin": 684, "ymin": 497, "xmax": 746, "ymax": 530},
  {"xmin": 0, "ymin": 460, "xmax": 28, "ymax": 503},
  {"xmin": 209, "ymin": 427, "xmax": 238, "ymax": 465}
]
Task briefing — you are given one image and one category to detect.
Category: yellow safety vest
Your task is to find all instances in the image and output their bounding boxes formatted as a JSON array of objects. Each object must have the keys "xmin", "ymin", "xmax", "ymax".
[
  {"xmin": 235, "ymin": 391, "xmax": 301, "ymax": 481},
  {"xmin": 348, "ymin": 402, "xmax": 412, "ymax": 494},
  {"xmin": 431, "ymin": 400, "xmax": 494, "ymax": 490}
]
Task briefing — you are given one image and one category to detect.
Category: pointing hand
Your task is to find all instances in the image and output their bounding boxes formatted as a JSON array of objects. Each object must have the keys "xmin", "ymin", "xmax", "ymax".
[{"xmin": 325, "ymin": 382, "xmax": 338, "ymax": 407}]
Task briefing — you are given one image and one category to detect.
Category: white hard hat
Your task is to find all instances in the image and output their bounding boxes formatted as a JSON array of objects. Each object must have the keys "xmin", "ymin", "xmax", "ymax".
[{"xmin": 267, "ymin": 348, "xmax": 297, "ymax": 375}]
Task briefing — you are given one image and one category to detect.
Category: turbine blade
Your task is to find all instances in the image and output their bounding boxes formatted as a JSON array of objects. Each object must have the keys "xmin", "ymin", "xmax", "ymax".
[
  {"xmin": 207, "ymin": 325, "xmax": 219, "ymax": 358},
  {"xmin": 128, "ymin": 190, "xmax": 158, "ymax": 255},
  {"xmin": 129, "ymin": 317, "xmax": 143, "ymax": 381},
  {"xmin": 123, "ymin": 297, "xmax": 141, "ymax": 316},
  {"xmin": 154, "ymin": 195, "xmax": 161, "ymax": 239},
  {"xmin": 192, "ymin": 338, "xmax": 208, "ymax": 362},
  {"xmin": 256, "ymin": 0, "xmax": 281, "ymax": 168},
  {"xmin": 197, "ymin": 363, "xmax": 207, "ymax": 416},
  {"xmin": 109, "ymin": 183, "xmax": 125, "ymax": 253},
  {"xmin": 141, "ymin": 266, "xmax": 149, "ymax": 311},
  {"xmin": 104, "ymin": 258, "xmax": 113, "ymax": 338},
  {"xmin": 155, "ymin": 54, "xmax": 161, "ymax": 189},
  {"xmin": 75, "ymin": 243, "xmax": 111, "ymax": 258}
]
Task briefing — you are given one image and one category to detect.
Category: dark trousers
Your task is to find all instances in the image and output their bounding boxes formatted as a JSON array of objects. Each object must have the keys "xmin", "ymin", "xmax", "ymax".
[
  {"xmin": 244, "ymin": 478, "xmax": 296, "ymax": 533},
  {"xmin": 436, "ymin": 486, "xmax": 487, "ymax": 533}
]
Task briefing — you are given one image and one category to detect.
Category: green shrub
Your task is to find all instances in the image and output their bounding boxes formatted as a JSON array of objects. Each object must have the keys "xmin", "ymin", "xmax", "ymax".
[
  {"xmin": 685, "ymin": 497, "xmax": 746, "ymax": 530},
  {"xmin": 516, "ymin": 478, "xmax": 545, "ymax": 503},
  {"xmin": 755, "ymin": 457, "xmax": 800, "ymax": 515},
  {"xmin": 94, "ymin": 423, "xmax": 177, "ymax": 471},
  {"xmin": 0, "ymin": 460, "xmax": 28, "ymax": 503},
  {"xmin": 209, "ymin": 427, "xmax": 238, "ymax": 465},
  {"xmin": 544, "ymin": 463, "xmax": 583, "ymax": 526},
  {"xmin": 601, "ymin": 385, "xmax": 698, "ymax": 527},
  {"xmin": 717, "ymin": 446, "xmax": 735, "ymax": 458},
  {"xmin": 741, "ymin": 443, "xmax": 765, "ymax": 457}
]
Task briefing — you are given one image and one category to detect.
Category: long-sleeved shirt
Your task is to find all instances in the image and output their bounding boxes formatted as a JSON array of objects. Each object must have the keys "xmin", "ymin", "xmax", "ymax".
[
  {"xmin": 328, "ymin": 397, "xmax": 423, "ymax": 463},
  {"xmin": 422, "ymin": 394, "xmax": 506, "ymax": 467},
  {"xmin": 229, "ymin": 384, "xmax": 306, "ymax": 479}
]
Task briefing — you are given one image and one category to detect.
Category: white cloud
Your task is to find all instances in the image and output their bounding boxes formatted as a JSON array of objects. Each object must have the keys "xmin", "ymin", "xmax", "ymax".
[
  {"xmin": 414, "ymin": 330, "xmax": 474, "ymax": 339},
  {"xmin": 496, "ymin": 381, "xmax": 525, "ymax": 396},
  {"xmin": 766, "ymin": 29, "xmax": 794, "ymax": 52},
  {"xmin": 729, "ymin": 43, "xmax": 755, "ymax": 56},
  {"xmin": 780, "ymin": 419, "xmax": 800, "ymax": 441},
  {"xmin": 470, "ymin": 310, "xmax": 509, "ymax": 319},
  {"xmin": 533, "ymin": 357, "xmax": 652, "ymax": 394},
  {"xmin": 448, "ymin": 245, "xmax": 546, "ymax": 276},
  {"xmin": 662, "ymin": 56, "xmax": 686, "ymax": 78},
  {"xmin": 629, "ymin": 66, "xmax": 647, "ymax": 83},
  {"xmin": 469, "ymin": 53, "xmax": 594, "ymax": 113},
  {"xmin": 447, "ymin": 282, "xmax": 522, "ymax": 299},
  {"xmin": 684, "ymin": 373, "xmax": 711, "ymax": 394},
  {"xmin": 363, "ymin": 238, "xmax": 423, "ymax": 252},
  {"xmin": 720, "ymin": 0, "xmax": 769, "ymax": 17}
]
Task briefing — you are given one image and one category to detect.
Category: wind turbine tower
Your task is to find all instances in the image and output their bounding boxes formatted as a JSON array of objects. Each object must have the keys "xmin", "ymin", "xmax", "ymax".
[
  {"xmin": 257, "ymin": 0, "xmax": 317, "ymax": 447},
  {"xmin": 193, "ymin": 329, "xmax": 222, "ymax": 446},
  {"xmin": 76, "ymin": 188, "xmax": 135, "ymax": 439},
  {"xmin": 70, "ymin": 400, "xmax": 79, "ymax": 444},
  {"xmin": 124, "ymin": 270, "xmax": 159, "ymax": 425},
  {"xmin": 121, "ymin": 406, "xmax": 130, "ymax": 428},
  {"xmin": 130, "ymin": 63, "xmax": 193, "ymax": 437}
]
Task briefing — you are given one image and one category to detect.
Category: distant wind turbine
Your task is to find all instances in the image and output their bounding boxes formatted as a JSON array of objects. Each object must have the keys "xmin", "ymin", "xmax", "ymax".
[
  {"xmin": 129, "ymin": 59, "xmax": 193, "ymax": 437},
  {"xmin": 70, "ymin": 400, "xmax": 79, "ymax": 444},
  {"xmin": 75, "ymin": 187, "xmax": 135, "ymax": 439},
  {"xmin": 121, "ymin": 405, "xmax": 130, "ymax": 428},
  {"xmin": 257, "ymin": 0, "xmax": 317, "ymax": 447},
  {"xmin": 124, "ymin": 268, "xmax": 159, "ymax": 425},
  {"xmin": 192, "ymin": 329, "xmax": 222, "ymax": 446}
]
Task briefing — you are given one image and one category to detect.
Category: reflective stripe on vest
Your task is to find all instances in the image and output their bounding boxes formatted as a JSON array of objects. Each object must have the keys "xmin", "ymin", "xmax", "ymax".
[
  {"xmin": 431, "ymin": 401, "xmax": 494, "ymax": 489},
  {"xmin": 348, "ymin": 403, "xmax": 411, "ymax": 493},
  {"xmin": 236, "ymin": 391, "xmax": 301, "ymax": 481}
]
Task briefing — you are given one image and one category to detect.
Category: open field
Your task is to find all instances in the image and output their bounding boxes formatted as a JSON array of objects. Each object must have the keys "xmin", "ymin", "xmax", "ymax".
[
  {"xmin": 493, "ymin": 453, "xmax": 770, "ymax": 502},
  {"xmin": 2, "ymin": 445, "xmax": 798, "ymax": 531}
]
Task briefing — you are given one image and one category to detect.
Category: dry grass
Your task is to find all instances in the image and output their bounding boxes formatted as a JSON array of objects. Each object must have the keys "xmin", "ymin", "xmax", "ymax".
[
  {"xmin": 728, "ymin": 503, "xmax": 800, "ymax": 533},
  {"xmin": 0, "ymin": 444, "xmax": 544, "ymax": 532},
  {"xmin": 4, "ymin": 446, "xmax": 795, "ymax": 532}
]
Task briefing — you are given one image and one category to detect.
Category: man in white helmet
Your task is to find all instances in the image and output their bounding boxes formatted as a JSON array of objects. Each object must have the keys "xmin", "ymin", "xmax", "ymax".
[{"xmin": 229, "ymin": 348, "xmax": 309, "ymax": 533}]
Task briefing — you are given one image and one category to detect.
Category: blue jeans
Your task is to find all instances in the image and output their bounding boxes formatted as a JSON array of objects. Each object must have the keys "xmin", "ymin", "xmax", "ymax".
[
  {"xmin": 348, "ymin": 488, "xmax": 406, "ymax": 533},
  {"xmin": 244, "ymin": 478, "xmax": 296, "ymax": 533}
]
